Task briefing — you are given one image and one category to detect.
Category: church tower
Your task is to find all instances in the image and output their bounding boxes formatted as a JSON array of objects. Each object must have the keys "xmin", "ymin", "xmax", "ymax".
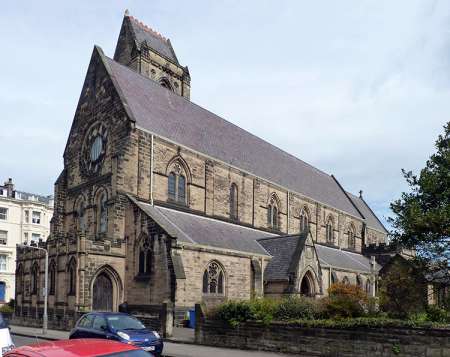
[{"xmin": 114, "ymin": 10, "xmax": 191, "ymax": 99}]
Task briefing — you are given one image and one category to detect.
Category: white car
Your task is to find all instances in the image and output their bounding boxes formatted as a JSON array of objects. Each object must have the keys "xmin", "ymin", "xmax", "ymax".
[{"xmin": 0, "ymin": 313, "xmax": 14, "ymax": 354}]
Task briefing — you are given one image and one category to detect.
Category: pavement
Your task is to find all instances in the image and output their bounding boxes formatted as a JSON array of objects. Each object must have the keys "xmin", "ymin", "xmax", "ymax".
[{"xmin": 10, "ymin": 325, "xmax": 292, "ymax": 357}]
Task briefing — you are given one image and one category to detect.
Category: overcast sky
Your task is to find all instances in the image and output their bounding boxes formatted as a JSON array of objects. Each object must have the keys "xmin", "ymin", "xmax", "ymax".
[{"xmin": 1, "ymin": 1, "xmax": 449, "ymax": 228}]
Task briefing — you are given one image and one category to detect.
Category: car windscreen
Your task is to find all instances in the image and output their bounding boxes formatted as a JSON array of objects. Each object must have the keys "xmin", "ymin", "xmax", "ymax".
[
  {"xmin": 106, "ymin": 315, "xmax": 146, "ymax": 331},
  {"xmin": 100, "ymin": 350, "xmax": 153, "ymax": 357}
]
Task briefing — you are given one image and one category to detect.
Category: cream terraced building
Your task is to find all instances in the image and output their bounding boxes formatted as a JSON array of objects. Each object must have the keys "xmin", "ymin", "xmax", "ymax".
[
  {"xmin": 15, "ymin": 12, "xmax": 387, "ymax": 327},
  {"xmin": 0, "ymin": 178, "xmax": 53, "ymax": 303}
]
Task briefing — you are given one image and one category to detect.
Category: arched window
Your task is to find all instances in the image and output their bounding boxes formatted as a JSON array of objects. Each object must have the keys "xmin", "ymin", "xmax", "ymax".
[
  {"xmin": 342, "ymin": 276, "xmax": 350, "ymax": 285},
  {"xmin": 76, "ymin": 198, "xmax": 86, "ymax": 233},
  {"xmin": 326, "ymin": 217, "xmax": 334, "ymax": 244},
  {"xmin": 300, "ymin": 208, "xmax": 309, "ymax": 233},
  {"xmin": 365, "ymin": 279, "xmax": 371, "ymax": 295},
  {"xmin": 267, "ymin": 194, "xmax": 280, "ymax": 230},
  {"xmin": 16, "ymin": 265, "xmax": 23, "ymax": 294},
  {"xmin": 202, "ymin": 261, "xmax": 225, "ymax": 295},
  {"xmin": 159, "ymin": 77, "xmax": 173, "ymax": 91},
  {"xmin": 49, "ymin": 261, "xmax": 56, "ymax": 295},
  {"xmin": 31, "ymin": 263, "xmax": 39, "ymax": 295},
  {"xmin": 356, "ymin": 274, "xmax": 363, "ymax": 288},
  {"xmin": 168, "ymin": 170, "xmax": 186, "ymax": 204},
  {"xmin": 331, "ymin": 271, "xmax": 338, "ymax": 285},
  {"xmin": 230, "ymin": 184, "xmax": 238, "ymax": 220},
  {"xmin": 137, "ymin": 235, "xmax": 152, "ymax": 276},
  {"xmin": 97, "ymin": 191, "xmax": 108, "ymax": 234},
  {"xmin": 348, "ymin": 226, "xmax": 356, "ymax": 250},
  {"xmin": 68, "ymin": 260, "xmax": 76, "ymax": 295}
]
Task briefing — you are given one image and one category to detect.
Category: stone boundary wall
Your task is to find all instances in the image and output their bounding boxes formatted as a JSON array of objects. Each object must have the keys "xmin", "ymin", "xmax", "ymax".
[
  {"xmin": 195, "ymin": 306, "xmax": 450, "ymax": 356},
  {"xmin": 12, "ymin": 303, "xmax": 174, "ymax": 337}
]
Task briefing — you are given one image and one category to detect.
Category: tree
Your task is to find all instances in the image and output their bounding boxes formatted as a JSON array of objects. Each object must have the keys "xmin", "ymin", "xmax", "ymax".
[
  {"xmin": 379, "ymin": 256, "xmax": 427, "ymax": 318},
  {"xmin": 389, "ymin": 122, "xmax": 450, "ymax": 268}
]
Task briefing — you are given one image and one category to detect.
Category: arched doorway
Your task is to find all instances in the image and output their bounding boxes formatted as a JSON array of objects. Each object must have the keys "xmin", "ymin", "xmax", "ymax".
[
  {"xmin": 92, "ymin": 273, "xmax": 113, "ymax": 311},
  {"xmin": 300, "ymin": 271, "xmax": 315, "ymax": 297}
]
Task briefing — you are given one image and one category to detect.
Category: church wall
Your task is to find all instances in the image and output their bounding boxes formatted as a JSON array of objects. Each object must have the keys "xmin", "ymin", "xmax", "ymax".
[
  {"xmin": 289, "ymin": 194, "xmax": 318, "ymax": 237},
  {"xmin": 147, "ymin": 136, "xmax": 371, "ymax": 252},
  {"xmin": 366, "ymin": 227, "xmax": 387, "ymax": 245},
  {"xmin": 264, "ymin": 281, "xmax": 289, "ymax": 298},
  {"xmin": 123, "ymin": 204, "xmax": 172, "ymax": 306},
  {"xmin": 174, "ymin": 246, "xmax": 259, "ymax": 307}
]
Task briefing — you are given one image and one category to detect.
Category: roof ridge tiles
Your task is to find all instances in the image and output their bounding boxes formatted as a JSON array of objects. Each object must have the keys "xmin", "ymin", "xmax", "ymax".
[{"xmin": 128, "ymin": 15, "xmax": 168, "ymax": 42}]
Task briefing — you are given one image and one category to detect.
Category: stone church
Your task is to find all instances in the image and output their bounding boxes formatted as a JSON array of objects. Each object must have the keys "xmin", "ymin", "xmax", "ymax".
[{"xmin": 15, "ymin": 12, "xmax": 387, "ymax": 326}]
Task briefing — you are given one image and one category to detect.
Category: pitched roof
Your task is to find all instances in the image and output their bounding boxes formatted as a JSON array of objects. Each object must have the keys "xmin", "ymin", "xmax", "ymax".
[
  {"xmin": 131, "ymin": 198, "xmax": 274, "ymax": 255},
  {"xmin": 347, "ymin": 192, "xmax": 387, "ymax": 233},
  {"xmin": 316, "ymin": 243, "xmax": 381, "ymax": 273},
  {"xmin": 105, "ymin": 55, "xmax": 364, "ymax": 219},
  {"xmin": 258, "ymin": 234, "xmax": 308, "ymax": 281},
  {"xmin": 126, "ymin": 15, "xmax": 179, "ymax": 64}
]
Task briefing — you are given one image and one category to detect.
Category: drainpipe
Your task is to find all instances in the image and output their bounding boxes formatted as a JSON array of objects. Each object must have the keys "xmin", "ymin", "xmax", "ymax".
[
  {"xmin": 370, "ymin": 256, "xmax": 376, "ymax": 297},
  {"xmin": 261, "ymin": 256, "xmax": 264, "ymax": 298},
  {"xmin": 287, "ymin": 191, "xmax": 290, "ymax": 234},
  {"xmin": 150, "ymin": 134, "xmax": 154, "ymax": 205}
]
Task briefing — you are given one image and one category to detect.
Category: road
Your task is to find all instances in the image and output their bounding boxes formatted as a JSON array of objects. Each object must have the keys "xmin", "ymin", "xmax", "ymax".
[
  {"xmin": 12, "ymin": 334, "xmax": 46, "ymax": 347},
  {"xmin": 12, "ymin": 334, "xmax": 292, "ymax": 357}
]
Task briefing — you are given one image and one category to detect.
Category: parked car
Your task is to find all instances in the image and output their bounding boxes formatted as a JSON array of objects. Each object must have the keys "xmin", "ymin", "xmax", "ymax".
[
  {"xmin": 0, "ymin": 312, "xmax": 14, "ymax": 354},
  {"xmin": 69, "ymin": 312, "xmax": 163, "ymax": 356},
  {"xmin": 4, "ymin": 338, "xmax": 154, "ymax": 356}
]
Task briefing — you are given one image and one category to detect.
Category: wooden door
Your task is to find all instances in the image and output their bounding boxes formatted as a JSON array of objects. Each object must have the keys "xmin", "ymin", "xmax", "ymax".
[{"xmin": 92, "ymin": 273, "xmax": 113, "ymax": 311}]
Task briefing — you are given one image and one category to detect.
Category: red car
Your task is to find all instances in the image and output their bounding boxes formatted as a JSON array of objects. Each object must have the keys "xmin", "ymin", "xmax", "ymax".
[{"xmin": 4, "ymin": 339, "xmax": 154, "ymax": 357}]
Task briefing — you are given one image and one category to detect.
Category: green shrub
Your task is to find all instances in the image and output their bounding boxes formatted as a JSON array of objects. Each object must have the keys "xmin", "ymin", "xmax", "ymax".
[
  {"xmin": 323, "ymin": 283, "xmax": 368, "ymax": 318},
  {"xmin": 215, "ymin": 301, "xmax": 254, "ymax": 326},
  {"xmin": 0, "ymin": 304, "xmax": 14, "ymax": 314},
  {"xmin": 426, "ymin": 305, "xmax": 449, "ymax": 323},
  {"xmin": 274, "ymin": 296, "xmax": 323, "ymax": 320},
  {"xmin": 249, "ymin": 298, "xmax": 278, "ymax": 323}
]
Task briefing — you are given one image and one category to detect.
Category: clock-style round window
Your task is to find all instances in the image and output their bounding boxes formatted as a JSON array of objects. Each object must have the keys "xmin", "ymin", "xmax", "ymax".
[{"xmin": 81, "ymin": 122, "xmax": 108, "ymax": 176}]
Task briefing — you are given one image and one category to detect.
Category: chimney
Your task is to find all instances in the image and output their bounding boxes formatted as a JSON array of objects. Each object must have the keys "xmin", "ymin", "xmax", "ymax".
[{"xmin": 4, "ymin": 178, "xmax": 14, "ymax": 198}]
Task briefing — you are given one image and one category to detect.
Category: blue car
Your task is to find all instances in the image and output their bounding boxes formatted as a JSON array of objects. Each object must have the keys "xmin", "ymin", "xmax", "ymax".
[{"xmin": 69, "ymin": 312, "xmax": 163, "ymax": 356}]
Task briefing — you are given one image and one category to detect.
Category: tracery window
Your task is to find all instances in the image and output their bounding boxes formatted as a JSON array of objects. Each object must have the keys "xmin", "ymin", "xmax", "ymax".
[
  {"xmin": 267, "ymin": 195, "xmax": 280, "ymax": 230},
  {"xmin": 168, "ymin": 162, "xmax": 187, "ymax": 204},
  {"xmin": 202, "ymin": 261, "xmax": 225, "ymax": 295},
  {"xmin": 326, "ymin": 217, "xmax": 334, "ymax": 244},
  {"xmin": 300, "ymin": 208, "xmax": 309, "ymax": 233},
  {"xmin": 348, "ymin": 225, "xmax": 356, "ymax": 250},
  {"xmin": 342, "ymin": 276, "xmax": 350, "ymax": 285},
  {"xmin": 138, "ymin": 235, "xmax": 152, "ymax": 276},
  {"xmin": 230, "ymin": 184, "xmax": 238, "ymax": 220},
  {"xmin": 97, "ymin": 191, "xmax": 108, "ymax": 234}
]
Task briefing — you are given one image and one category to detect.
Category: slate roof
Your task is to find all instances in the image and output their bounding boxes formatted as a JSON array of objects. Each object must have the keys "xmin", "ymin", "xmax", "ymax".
[
  {"xmin": 15, "ymin": 191, "xmax": 53, "ymax": 205},
  {"xmin": 127, "ymin": 15, "xmax": 179, "ymax": 64},
  {"xmin": 258, "ymin": 235, "xmax": 381, "ymax": 281},
  {"xmin": 105, "ymin": 55, "xmax": 364, "ymax": 219},
  {"xmin": 258, "ymin": 235, "xmax": 307, "ymax": 281},
  {"xmin": 131, "ymin": 198, "xmax": 274, "ymax": 255},
  {"xmin": 347, "ymin": 192, "xmax": 387, "ymax": 233},
  {"xmin": 316, "ymin": 244, "xmax": 381, "ymax": 273}
]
